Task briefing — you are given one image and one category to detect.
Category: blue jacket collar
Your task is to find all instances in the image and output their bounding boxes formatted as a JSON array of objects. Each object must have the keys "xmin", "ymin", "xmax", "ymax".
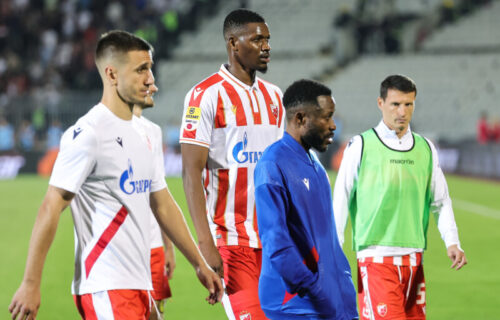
[{"xmin": 282, "ymin": 132, "xmax": 314, "ymax": 165}]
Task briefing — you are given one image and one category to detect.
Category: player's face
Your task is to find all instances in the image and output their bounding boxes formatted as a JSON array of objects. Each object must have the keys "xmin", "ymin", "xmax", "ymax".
[
  {"xmin": 116, "ymin": 50, "xmax": 154, "ymax": 106},
  {"xmin": 378, "ymin": 89, "xmax": 415, "ymax": 137},
  {"xmin": 235, "ymin": 22, "xmax": 271, "ymax": 73},
  {"xmin": 302, "ymin": 95, "xmax": 336, "ymax": 152}
]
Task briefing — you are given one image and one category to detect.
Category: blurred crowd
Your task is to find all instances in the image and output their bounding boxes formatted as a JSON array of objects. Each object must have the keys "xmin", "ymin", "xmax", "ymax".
[{"xmin": 0, "ymin": 0, "xmax": 219, "ymax": 155}]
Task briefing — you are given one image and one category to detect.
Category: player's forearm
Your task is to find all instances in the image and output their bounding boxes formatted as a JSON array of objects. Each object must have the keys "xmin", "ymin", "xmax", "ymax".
[
  {"xmin": 182, "ymin": 169, "xmax": 213, "ymax": 245},
  {"xmin": 161, "ymin": 232, "xmax": 173, "ymax": 250},
  {"xmin": 159, "ymin": 207, "xmax": 205, "ymax": 269},
  {"xmin": 151, "ymin": 189, "xmax": 205, "ymax": 268}
]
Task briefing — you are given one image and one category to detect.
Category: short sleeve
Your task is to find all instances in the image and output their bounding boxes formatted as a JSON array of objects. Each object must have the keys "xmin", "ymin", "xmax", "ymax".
[
  {"xmin": 179, "ymin": 87, "xmax": 216, "ymax": 148},
  {"xmin": 49, "ymin": 124, "xmax": 97, "ymax": 193}
]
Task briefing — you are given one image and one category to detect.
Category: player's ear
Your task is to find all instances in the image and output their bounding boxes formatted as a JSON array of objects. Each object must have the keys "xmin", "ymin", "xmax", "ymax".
[
  {"xmin": 105, "ymin": 66, "xmax": 118, "ymax": 86},
  {"xmin": 228, "ymin": 35, "xmax": 238, "ymax": 52},
  {"xmin": 377, "ymin": 96, "xmax": 384, "ymax": 110},
  {"xmin": 295, "ymin": 110, "xmax": 307, "ymax": 127}
]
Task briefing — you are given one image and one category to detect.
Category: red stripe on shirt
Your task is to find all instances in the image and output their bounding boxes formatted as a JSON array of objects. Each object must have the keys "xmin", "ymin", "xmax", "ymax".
[
  {"xmin": 85, "ymin": 206, "xmax": 129, "ymax": 278},
  {"xmin": 214, "ymin": 91, "xmax": 226, "ymax": 128},
  {"xmin": 189, "ymin": 73, "xmax": 223, "ymax": 107},
  {"xmin": 222, "ymin": 81, "xmax": 247, "ymax": 126},
  {"xmin": 214, "ymin": 169, "xmax": 229, "ymax": 246},
  {"xmin": 249, "ymin": 90, "xmax": 262, "ymax": 125},
  {"xmin": 234, "ymin": 167, "xmax": 249, "ymax": 246},
  {"xmin": 258, "ymin": 81, "xmax": 277, "ymax": 125},
  {"xmin": 274, "ymin": 92, "xmax": 284, "ymax": 128}
]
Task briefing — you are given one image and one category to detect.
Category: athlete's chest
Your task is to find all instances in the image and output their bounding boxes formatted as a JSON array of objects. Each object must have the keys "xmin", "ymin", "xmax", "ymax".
[{"xmin": 94, "ymin": 124, "xmax": 155, "ymax": 188}]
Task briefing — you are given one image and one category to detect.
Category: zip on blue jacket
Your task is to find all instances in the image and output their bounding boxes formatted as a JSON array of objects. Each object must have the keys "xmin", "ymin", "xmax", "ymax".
[{"xmin": 254, "ymin": 132, "xmax": 358, "ymax": 320}]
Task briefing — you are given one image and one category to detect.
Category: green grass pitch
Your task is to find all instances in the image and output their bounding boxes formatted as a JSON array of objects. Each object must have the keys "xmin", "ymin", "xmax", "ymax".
[{"xmin": 1, "ymin": 173, "xmax": 499, "ymax": 319}]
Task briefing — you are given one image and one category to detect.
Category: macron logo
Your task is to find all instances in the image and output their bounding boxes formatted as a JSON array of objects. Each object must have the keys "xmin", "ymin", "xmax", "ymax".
[
  {"xmin": 116, "ymin": 137, "xmax": 123, "ymax": 147},
  {"xmin": 193, "ymin": 87, "xmax": 203, "ymax": 100},
  {"xmin": 303, "ymin": 178, "xmax": 309, "ymax": 190},
  {"xmin": 73, "ymin": 127, "xmax": 82, "ymax": 139}
]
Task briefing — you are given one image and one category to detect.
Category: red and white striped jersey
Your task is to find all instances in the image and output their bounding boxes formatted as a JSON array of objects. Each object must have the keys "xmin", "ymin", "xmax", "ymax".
[
  {"xmin": 180, "ymin": 65, "xmax": 285, "ymax": 248},
  {"xmin": 50, "ymin": 103, "xmax": 166, "ymax": 295}
]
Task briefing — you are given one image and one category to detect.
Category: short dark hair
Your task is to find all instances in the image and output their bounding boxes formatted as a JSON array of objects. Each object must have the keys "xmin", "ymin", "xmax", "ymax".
[
  {"xmin": 283, "ymin": 79, "xmax": 332, "ymax": 120},
  {"xmin": 380, "ymin": 74, "xmax": 417, "ymax": 100},
  {"xmin": 223, "ymin": 9, "xmax": 265, "ymax": 40},
  {"xmin": 96, "ymin": 30, "xmax": 153, "ymax": 62}
]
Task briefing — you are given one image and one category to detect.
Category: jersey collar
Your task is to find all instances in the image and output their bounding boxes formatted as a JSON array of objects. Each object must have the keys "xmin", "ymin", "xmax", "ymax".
[
  {"xmin": 282, "ymin": 132, "xmax": 314, "ymax": 165},
  {"xmin": 376, "ymin": 120, "xmax": 412, "ymax": 142},
  {"xmin": 218, "ymin": 64, "xmax": 260, "ymax": 91}
]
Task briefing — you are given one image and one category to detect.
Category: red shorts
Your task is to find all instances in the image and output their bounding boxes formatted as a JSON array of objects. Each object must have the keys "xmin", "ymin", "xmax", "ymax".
[
  {"xmin": 73, "ymin": 290, "xmax": 151, "ymax": 320},
  {"xmin": 218, "ymin": 246, "xmax": 268, "ymax": 320},
  {"xmin": 150, "ymin": 247, "xmax": 172, "ymax": 301},
  {"xmin": 358, "ymin": 254, "xmax": 426, "ymax": 320}
]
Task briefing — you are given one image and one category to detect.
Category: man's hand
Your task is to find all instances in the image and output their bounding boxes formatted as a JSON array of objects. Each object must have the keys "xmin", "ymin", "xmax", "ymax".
[
  {"xmin": 447, "ymin": 244, "xmax": 467, "ymax": 270},
  {"xmin": 164, "ymin": 244, "xmax": 176, "ymax": 279},
  {"xmin": 9, "ymin": 281, "xmax": 40, "ymax": 320},
  {"xmin": 195, "ymin": 263, "xmax": 223, "ymax": 305},
  {"xmin": 199, "ymin": 241, "xmax": 224, "ymax": 278}
]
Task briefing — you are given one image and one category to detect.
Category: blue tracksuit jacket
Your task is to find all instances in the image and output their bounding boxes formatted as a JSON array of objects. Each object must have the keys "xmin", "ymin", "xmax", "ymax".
[{"xmin": 254, "ymin": 132, "xmax": 358, "ymax": 320}]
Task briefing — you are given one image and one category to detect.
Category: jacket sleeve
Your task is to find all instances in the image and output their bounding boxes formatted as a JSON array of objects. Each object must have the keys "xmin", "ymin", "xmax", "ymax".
[{"xmin": 255, "ymin": 160, "xmax": 323, "ymax": 299}]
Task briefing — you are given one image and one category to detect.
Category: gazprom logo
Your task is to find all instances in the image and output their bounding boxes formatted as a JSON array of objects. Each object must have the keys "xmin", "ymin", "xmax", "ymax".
[
  {"xmin": 232, "ymin": 132, "xmax": 263, "ymax": 164},
  {"xmin": 119, "ymin": 159, "xmax": 152, "ymax": 195}
]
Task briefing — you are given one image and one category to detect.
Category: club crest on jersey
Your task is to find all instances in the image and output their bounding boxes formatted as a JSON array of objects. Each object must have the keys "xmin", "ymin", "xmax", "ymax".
[
  {"xmin": 232, "ymin": 132, "xmax": 263, "ymax": 164},
  {"xmin": 239, "ymin": 311, "xmax": 251, "ymax": 320},
  {"xmin": 377, "ymin": 303, "xmax": 388, "ymax": 317},
  {"xmin": 270, "ymin": 103, "xmax": 279, "ymax": 119},
  {"xmin": 119, "ymin": 159, "xmax": 152, "ymax": 195},
  {"xmin": 231, "ymin": 105, "xmax": 237, "ymax": 115}
]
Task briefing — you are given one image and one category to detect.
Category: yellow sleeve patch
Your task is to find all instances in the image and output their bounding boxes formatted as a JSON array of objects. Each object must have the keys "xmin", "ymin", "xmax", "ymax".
[{"xmin": 185, "ymin": 106, "xmax": 201, "ymax": 121}]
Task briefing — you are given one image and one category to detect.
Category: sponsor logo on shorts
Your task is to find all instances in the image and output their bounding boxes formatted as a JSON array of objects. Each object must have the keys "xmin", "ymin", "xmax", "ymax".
[
  {"xmin": 119, "ymin": 159, "xmax": 152, "ymax": 195},
  {"xmin": 377, "ymin": 303, "xmax": 388, "ymax": 317},
  {"xmin": 239, "ymin": 311, "xmax": 251, "ymax": 320}
]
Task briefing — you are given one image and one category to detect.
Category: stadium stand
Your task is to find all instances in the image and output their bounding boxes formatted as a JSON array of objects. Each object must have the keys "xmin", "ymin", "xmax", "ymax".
[
  {"xmin": 1, "ymin": 0, "xmax": 498, "ymax": 177},
  {"xmin": 325, "ymin": 53, "xmax": 500, "ymax": 142}
]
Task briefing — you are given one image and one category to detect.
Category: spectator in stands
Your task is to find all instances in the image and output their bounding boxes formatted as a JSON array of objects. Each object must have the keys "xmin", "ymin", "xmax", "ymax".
[
  {"xmin": 46, "ymin": 119, "xmax": 63, "ymax": 150},
  {"xmin": 439, "ymin": 0, "xmax": 458, "ymax": 25},
  {"xmin": 492, "ymin": 117, "xmax": 500, "ymax": 143},
  {"xmin": 0, "ymin": 116, "xmax": 15, "ymax": 152},
  {"xmin": 477, "ymin": 111, "xmax": 491, "ymax": 144},
  {"xmin": 17, "ymin": 119, "xmax": 35, "ymax": 151}
]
